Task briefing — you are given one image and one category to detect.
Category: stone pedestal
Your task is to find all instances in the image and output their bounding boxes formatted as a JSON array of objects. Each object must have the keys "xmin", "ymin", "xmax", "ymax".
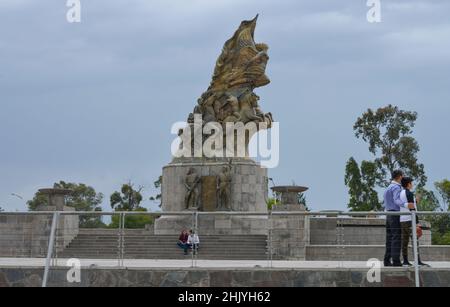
[
  {"xmin": 270, "ymin": 186, "xmax": 309, "ymax": 260},
  {"xmin": 154, "ymin": 157, "xmax": 269, "ymax": 235},
  {"xmin": 270, "ymin": 205, "xmax": 309, "ymax": 260},
  {"xmin": 36, "ymin": 189, "xmax": 79, "ymax": 253}
]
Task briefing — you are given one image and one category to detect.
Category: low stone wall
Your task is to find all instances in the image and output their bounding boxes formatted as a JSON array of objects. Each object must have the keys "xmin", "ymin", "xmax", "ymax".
[
  {"xmin": 0, "ymin": 211, "xmax": 79, "ymax": 258},
  {"xmin": 0, "ymin": 214, "xmax": 53, "ymax": 257},
  {"xmin": 306, "ymin": 245, "xmax": 450, "ymax": 261},
  {"xmin": 309, "ymin": 217, "xmax": 432, "ymax": 246},
  {"xmin": 1, "ymin": 267, "xmax": 449, "ymax": 287}
]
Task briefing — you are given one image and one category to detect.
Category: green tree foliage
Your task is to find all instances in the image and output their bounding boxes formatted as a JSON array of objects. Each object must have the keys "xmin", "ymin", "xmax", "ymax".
[
  {"xmin": 26, "ymin": 193, "xmax": 48, "ymax": 210},
  {"xmin": 27, "ymin": 181, "xmax": 105, "ymax": 228},
  {"xmin": 109, "ymin": 207, "xmax": 154, "ymax": 229},
  {"xmin": 417, "ymin": 180, "xmax": 450, "ymax": 245},
  {"xmin": 267, "ymin": 193, "xmax": 309, "ymax": 211},
  {"xmin": 266, "ymin": 197, "xmax": 279, "ymax": 211},
  {"xmin": 435, "ymin": 179, "xmax": 450, "ymax": 210},
  {"xmin": 110, "ymin": 183, "xmax": 144, "ymax": 211},
  {"xmin": 416, "ymin": 187, "xmax": 440, "ymax": 212},
  {"xmin": 344, "ymin": 157, "xmax": 382, "ymax": 211},
  {"xmin": 149, "ymin": 176, "xmax": 162, "ymax": 208},
  {"xmin": 0, "ymin": 206, "xmax": 4, "ymax": 212},
  {"xmin": 353, "ymin": 105, "xmax": 427, "ymax": 187},
  {"xmin": 109, "ymin": 182, "xmax": 153, "ymax": 228},
  {"xmin": 27, "ymin": 181, "xmax": 104, "ymax": 211}
]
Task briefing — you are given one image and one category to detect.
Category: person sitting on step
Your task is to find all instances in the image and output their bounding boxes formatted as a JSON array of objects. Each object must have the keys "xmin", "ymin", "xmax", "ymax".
[
  {"xmin": 187, "ymin": 229, "xmax": 200, "ymax": 255},
  {"xmin": 177, "ymin": 229, "xmax": 189, "ymax": 255}
]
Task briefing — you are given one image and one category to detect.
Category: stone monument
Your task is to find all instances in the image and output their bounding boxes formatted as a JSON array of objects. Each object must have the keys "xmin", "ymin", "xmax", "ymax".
[{"xmin": 154, "ymin": 15, "xmax": 273, "ymax": 235}]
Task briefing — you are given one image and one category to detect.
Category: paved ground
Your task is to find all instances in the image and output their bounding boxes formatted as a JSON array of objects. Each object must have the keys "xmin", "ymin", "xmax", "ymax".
[{"xmin": 1, "ymin": 258, "xmax": 450, "ymax": 269}]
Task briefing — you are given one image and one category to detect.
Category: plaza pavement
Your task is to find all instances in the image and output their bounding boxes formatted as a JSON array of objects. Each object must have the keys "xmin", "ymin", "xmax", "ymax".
[{"xmin": 1, "ymin": 258, "xmax": 450, "ymax": 269}]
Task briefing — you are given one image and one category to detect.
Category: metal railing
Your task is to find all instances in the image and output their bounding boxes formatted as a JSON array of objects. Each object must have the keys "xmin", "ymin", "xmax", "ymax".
[{"xmin": 1, "ymin": 210, "xmax": 449, "ymax": 287}]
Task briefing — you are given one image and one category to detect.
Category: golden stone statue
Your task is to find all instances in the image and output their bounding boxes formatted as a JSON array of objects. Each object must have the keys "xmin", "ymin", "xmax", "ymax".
[{"xmin": 184, "ymin": 15, "xmax": 273, "ymax": 156}]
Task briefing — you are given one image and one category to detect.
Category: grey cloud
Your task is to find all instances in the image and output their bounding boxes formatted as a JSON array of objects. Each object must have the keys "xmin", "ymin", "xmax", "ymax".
[{"xmin": 0, "ymin": 0, "xmax": 449, "ymax": 212}]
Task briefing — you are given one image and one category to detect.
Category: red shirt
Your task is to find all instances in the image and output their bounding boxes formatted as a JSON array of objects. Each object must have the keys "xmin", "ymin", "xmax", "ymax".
[{"xmin": 179, "ymin": 233, "xmax": 188, "ymax": 243}]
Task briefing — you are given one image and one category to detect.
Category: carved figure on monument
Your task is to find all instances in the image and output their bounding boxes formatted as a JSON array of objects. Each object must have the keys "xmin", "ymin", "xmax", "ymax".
[
  {"xmin": 184, "ymin": 168, "xmax": 201, "ymax": 210},
  {"xmin": 217, "ymin": 165, "xmax": 232, "ymax": 211}
]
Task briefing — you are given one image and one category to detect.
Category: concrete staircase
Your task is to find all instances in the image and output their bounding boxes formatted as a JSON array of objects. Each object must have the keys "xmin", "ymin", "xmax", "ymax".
[{"xmin": 59, "ymin": 230, "xmax": 269, "ymax": 260}]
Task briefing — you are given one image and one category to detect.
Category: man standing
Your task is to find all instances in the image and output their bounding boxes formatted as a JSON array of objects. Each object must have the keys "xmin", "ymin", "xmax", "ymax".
[{"xmin": 384, "ymin": 170, "xmax": 415, "ymax": 267}]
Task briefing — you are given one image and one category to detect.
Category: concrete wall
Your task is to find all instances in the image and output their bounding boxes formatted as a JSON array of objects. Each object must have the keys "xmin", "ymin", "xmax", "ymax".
[
  {"xmin": 269, "ymin": 207, "xmax": 310, "ymax": 260},
  {"xmin": 1, "ymin": 267, "xmax": 449, "ymax": 287},
  {"xmin": 0, "ymin": 214, "xmax": 53, "ymax": 257},
  {"xmin": 0, "ymin": 211, "xmax": 79, "ymax": 258},
  {"xmin": 306, "ymin": 245, "xmax": 450, "ymax": 261},
  {"xmin": 309, "ymin": 217, "xmax": 432, "ymax": 246}
]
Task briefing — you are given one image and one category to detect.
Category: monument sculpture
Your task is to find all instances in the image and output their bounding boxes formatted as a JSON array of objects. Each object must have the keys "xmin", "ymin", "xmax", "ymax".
[
  {"xmin": 184, "ymin": 168, "xmax": 201, "ymax": 210},
  {"xmin": 154, "ymin": 15, "xmax": 272, "ymax": 235},
  {"xmin": 217, "ymin": 165, "xmax": 232, "ymax": 211},
  {"xmin": 179, "ymin": 14, "xmax": 273, "ymax": 157}
]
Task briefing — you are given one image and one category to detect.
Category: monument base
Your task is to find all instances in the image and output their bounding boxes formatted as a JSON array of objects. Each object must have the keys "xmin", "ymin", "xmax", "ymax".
[{"xmin": 154, "ymin": 157, "xmax": 269, "ymax": 235}]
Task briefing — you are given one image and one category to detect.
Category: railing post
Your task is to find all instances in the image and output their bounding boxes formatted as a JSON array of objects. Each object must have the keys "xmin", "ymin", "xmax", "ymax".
[
  {"xmin": 269, "ymin": 211, "xmax": 273, "ymax": 268},
  {"xmin": 195, "ymin": 211, "xmax": 199, "ymax": 264},
  {"xmin": 42, "ymin": 212, "xmax": 59, "ymax": 288},
  {"xmin": 117, "ymin": 213, "xmax": 125, "ymax": 268},
  {"xmin": 191, "ymin": 212, "xmax": 195, "ymax": 268},
  {"xmin": 411, "ymin": 210, "xmax": 420, "ymax": 287},
  {"xmin": 121, "ymin": 212, "xmax": 125, "ymax": 268}
]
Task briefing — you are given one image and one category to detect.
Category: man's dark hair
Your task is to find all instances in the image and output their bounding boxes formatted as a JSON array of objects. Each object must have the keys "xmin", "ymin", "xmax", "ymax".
[
  {"xmin": 401, "ymin": 177, "xmax": 413, "ymax": 188},
  {"xmin": 391, "ymin": 170, "xmax": 404, "ymax": 180}
]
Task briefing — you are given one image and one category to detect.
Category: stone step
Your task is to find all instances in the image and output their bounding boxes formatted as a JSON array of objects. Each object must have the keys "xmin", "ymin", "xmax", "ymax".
[
  {"xmin": 71, "ymin": 235, "xmax": 267, "ymax": 242},
  {"xmin": 61, "ymin": 250, "xmax": 268, "ymax": 255},
  {"xmin": 67, "ymin": 241, "xmax": 267, "ymax": 246},
  {"xmin": 59, "ymin": 256, "xmax": 268, "ymax": 260},
  {"xmin": 59, "ymin": 233, "xmax": 269, "ymax": 260},
  {"xmin": 68, "ymin": 238, "xmax": 267, "ymax": 242},
  {"xmin": 59, "ymin": 251, "xmax": 269, "ymax": 256}
]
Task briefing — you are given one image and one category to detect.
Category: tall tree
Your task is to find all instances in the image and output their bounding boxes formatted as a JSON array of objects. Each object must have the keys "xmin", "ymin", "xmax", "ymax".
[
  {"xmin": 353, "ymin": 105, "xmax": 427, "ymax": 187},
  {"xmin": 344, "ymin": 157, "xmax": 382, "ymax": 211},
  {"xmin": 435, "ymin": 179, "xmax": 450, "ymax": 210},
  {"xmin": 110, "ymin": 182, "xmax": 144, "ymax": 211},
  {"xmin": 110, "ymin": 182, "xmax": 153, "ymax": 229},
  {"xmin": 0, "ymin": 206, "xmax": 4, "ymax": 212},
  {"xmin": 416, "ymin": 180, "xmax": 450, "ymax": 245}
]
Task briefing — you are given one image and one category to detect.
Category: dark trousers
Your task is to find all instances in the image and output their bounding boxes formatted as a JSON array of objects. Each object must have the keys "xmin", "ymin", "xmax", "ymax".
[
  {"xmin": 401, "ymin": 221, "xmax": 412, "ymax": 259},
  {"xmin": 385, "ymin": 214, "xmax": 401, "ymax": 263},
  {"xmin": 401, "ymin": 221, "xmax": 421, "ymax": 260},
  {"xmin": 177, "ymin": 242, "xmax": 189, "ymax": 254},
  {"xmin": 189, "ymin": 244, "xmax": 199, "ymax": 253}
]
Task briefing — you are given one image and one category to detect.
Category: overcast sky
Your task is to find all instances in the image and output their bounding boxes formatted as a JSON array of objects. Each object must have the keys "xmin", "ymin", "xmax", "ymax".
[{"xmin": 1, "ymin": 0, "xmax": 449, "ymax": 212}]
